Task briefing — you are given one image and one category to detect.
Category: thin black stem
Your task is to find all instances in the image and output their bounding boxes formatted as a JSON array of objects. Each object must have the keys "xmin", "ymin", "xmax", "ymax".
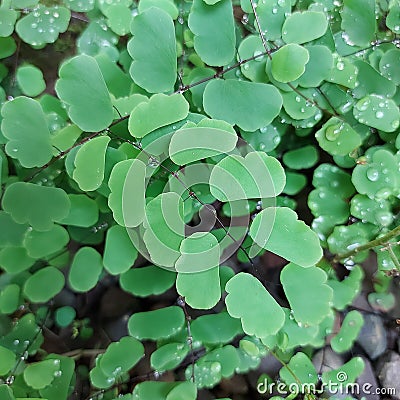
[{"xmin": 177, "ymin": 296, "xmax": 195, "ymax": 382}]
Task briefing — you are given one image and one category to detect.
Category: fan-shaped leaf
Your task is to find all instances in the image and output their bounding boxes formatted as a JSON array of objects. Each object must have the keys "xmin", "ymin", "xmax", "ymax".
[
  {"xmin": 108, "ymin": 159, "xmax": 146, "ymax": 228},
  {"xmin": 55, "ymin": 55, "xmax": 114, "ymax": 132},
  {"xmin": 16, "ymin": 64, "xmax": 46, "ymax": 97},
  {"xmin": 1, "ymin": 97, "xmax": 53, "ymax": 167},
  {"xmin": 331, "ymin": 310, "xmax": 363, "ymax": 353},
  {"xmin": 169, "ymin": 123, "xmax": 237, "ymax": 165},
  {"xmin": 352, "ymin": 149, "xmax": 398, "ymax": 200},
  {"xmin": 0, "ymin": 9, "xmax": 17, "ymax": 37},
  {"xmin": 203, "ymin": 80, "xmax": 282, "ymax": 131},
  {"xmin": 298, "ymin": 45, "xmax": 333, "ymax": 87},
  {"xmin": 188, "ymin": 0, "xmax": 235, "ymax": 66},
  {"xmin": 271, "ymin": 44, "xmax": 309, "ymax": 83},
  {"xmin": 16, "ymin": 6, "xmax": 70, "ymax": 46},
  {"xmin": 120, "ymin": 266, "xmax": 176, "ymax": 297},
  {"xmin": 283, "ymin": 145, "xmax": 319, "ymax": 169},
  {"xmin": 24, "ymin": 224, "xmax": 69, "ymax": 258},
  {"xmin": 57, "ymin": 194, "xmax": 98, "ymax": 227},
  {"xmin": 143, "ymin": 192, "xmax": 185, "ymax": 268},
  {"xmin": 24, "ymin": 267, "xmax": 65, "ymax": 303},
  {"xmin": 176, "ymin": 267, "xmax": 221, "ymax": 309},
  {"xmin": 68, "ymin": 247, "xmax": 103, "ymax": 292},
  {"xmin": 281, "ymin": 263, "xmax": 333, "ymax": 325},
  {"xmin": 39, "ymin": 355, "xmax": 75, "ymax": 400},
  {"xmin": 191, "ymin": 312, "xmax": 242, "ymax": 344},
  {"xmin": 0, "ymin": 345, "xmax": 16, "ymax": 375},
  {"xmin": 209, "ymin": 151, "xmax": 286, "ymax": 201},
  {"xmin": 341, "ymin": 0, "xmax": 376, "ymax": 47},
  {"xmin": 72, "ymin": 136, "xmax": 110, "ymax": 191},
  {"xmin": 250, "ymin": 207, "xmax": 322, "ymax": 267},
  {"xmin": 353, "ymin": 94, "xmax": 400, "ymax": 132},
  {"xmin": 103, "ymin": 225, "xmax": 138, "ymax": 275},
  {"xmin": 99, "ymin": 336, "xmax": 144, "ymax": 376},
  {"xmin": 128, "ymin": 7, "xmax": 177, "ymax": 93},
  {"xmin": 279, "ymin": 352, "xmax": 317, "ymax": 386},
  {"xmin": 316, "ymin": 117, "xmax": 362, "ymax": 156},
  {"xmin": 225, "ymin": 272, "xmax": 285, "ymax": 337},
  {"xmin": 0, "ymin": 284, "xmax": 20, "ymax": 314},
  {"xmin": 151, "ymin": 343, "xmax": 189, "ymax": 372},
  {"xmin": 128, "ymin": 93, "xmax": 189, "ymax": 138},
  {"xmin": 255, "ymin": 0, "xmax": 291, "ymax": 41},
  {"xmin": 128, "ymin": 306, "xmax": 185, "ymax": 340},
  {"xmin": 282, "ymin": 11, "xmax": 328, "ymax": 44},
  {"xmin": 24, "ymin": 359, "xmax": 60, "ymax": 389},
  {"xmin": 175, "ymin": 232, "xmax": 220, "ymax": 273},
  {"xmin": 2, "ymin": 182, "xmax": 70, "ymax": 232}
]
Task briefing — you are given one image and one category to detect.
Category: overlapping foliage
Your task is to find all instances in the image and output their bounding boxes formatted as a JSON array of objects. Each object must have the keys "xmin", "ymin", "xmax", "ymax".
[{"xmin": 0, "ymin": 0, "xmax": 399, "ymax": 399}]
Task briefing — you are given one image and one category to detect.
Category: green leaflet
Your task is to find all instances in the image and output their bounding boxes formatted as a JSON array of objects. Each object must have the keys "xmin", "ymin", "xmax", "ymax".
[
  {"xmin": 68, "ymin": 247, "xmax": 103, "ymax": 292},
  {"xmin": 341, "ymin": 0, "xmax": 376, "ymax": 47},
  {"xmin": 281, "ymin": 263, "xmax": 333, "ymax": 325},
  {"xmin": 16, "ymin": 64, "xmax": 46, "ymax": 97},
  {"xmin": 330, "ymin": 310, "xmax": 363, "ymax": 353},
  {"xmin": 143, "ymin": 192, "xmax": 184, "ymax": 268},
  {"xmin": 271, "ymin": 44, "xmax": 310, "ymax": 83},
  {"xmin": 250, "ymin": 207, "xmax": 322, "ymax": 267},
  {"xmin": 353, "ymin": 95, "xmax": 400, "ymax": 132},
  {"xmin": 169, "ymin": 123, "xmax": 238, "ymax": 165},
  {"xmin": 16, "ymin": 5, "xmax": 70, "ymax": 46},
  {"xmin": 120, "ymin": 266, "xmax": 176, "ymax": 297},
  {"xmin": 128, "ymin": 306, "xmax": 185, "ymax": 340},
  {"xmin": 24, "ymin": 267, "xmax": 65, "ymax": 303},
  {"xmin": 203, "ymin": 79, "xmax": 283, "ymax": 131},
  {"xmin": 315, "ymin": 117, "xmax": 362, "ymax": 156},
  {"xmin": 108, "ymin": 159, "xmax": 146, "ymax": 227},
  {"xmin": 280, "ymin": 352, "xmax": 317, "ymax": 386},
  {"xmin": 72, "ymin": 136, "xmax": 110, "ymax": 191},
  {"xmin": 103, "ymin": 225, "xmax": 138, "ymax": 275},
  {"xmin": 176, "ymin": 266, "xmax": 221, "ymax": 309},
  {"xmin": 188, "ymin": 0, "xmax": 236, "ymax": 66},
  {"xmin": 175, "ymin": 232, "xmax": 220, "ymax": 273},
  {"xmin": 2, "ymin": 182, "xmax": 70, "ymax": 232},
  {"xmin": 1, "ymin": 97, "xmax": 53, "ymax": 168},
  {"xmin": 24, "ymin": 359, "xmax": 61, "ymax": 390},
  {"xmin": 55, "ymin": 55, "xmax": 114, "ymax": 132},
  {"xmin": 128, "ymin": 93, "xmax": 189, "ymax": 138},
  {"xmin": 225, "ymin": 272, "xmax": 285, "ymax": 337},
  {"xmin": 209, "ymin": 151, "xmax": 286, "ymax": 201},
  {"xmin": 282, "ymin": 11, "xmax": 328, "ymax": 44},
  {"xmin": 98, "ymin": 336, "xmax": 144, "ymax": 376},
  {"xmin": 128, "ymin": 7, "xmax": 177, "ymax": 93}
]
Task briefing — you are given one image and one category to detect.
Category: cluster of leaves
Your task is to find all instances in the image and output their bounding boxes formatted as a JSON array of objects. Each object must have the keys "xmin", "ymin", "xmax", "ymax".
[{"xmin": 0, "ymin": 0, "xmax": 399, "ymax": 399}]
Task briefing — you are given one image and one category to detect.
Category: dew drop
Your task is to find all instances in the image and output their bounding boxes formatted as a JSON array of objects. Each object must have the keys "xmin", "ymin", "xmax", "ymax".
[
  {"xmin": 375, "ymin": 110, "xmax": 384, "ymax": 119},
  {"xmin": 336, "ymin": 61, "xmax": 345, "ymax": 71},
  {"xmin": 253, "ymin": 50, "xmax": 263, "ymax": 60},
  {"xmin": 366, "ymin": 168, "xmax": 379, "ymax": 181}
]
